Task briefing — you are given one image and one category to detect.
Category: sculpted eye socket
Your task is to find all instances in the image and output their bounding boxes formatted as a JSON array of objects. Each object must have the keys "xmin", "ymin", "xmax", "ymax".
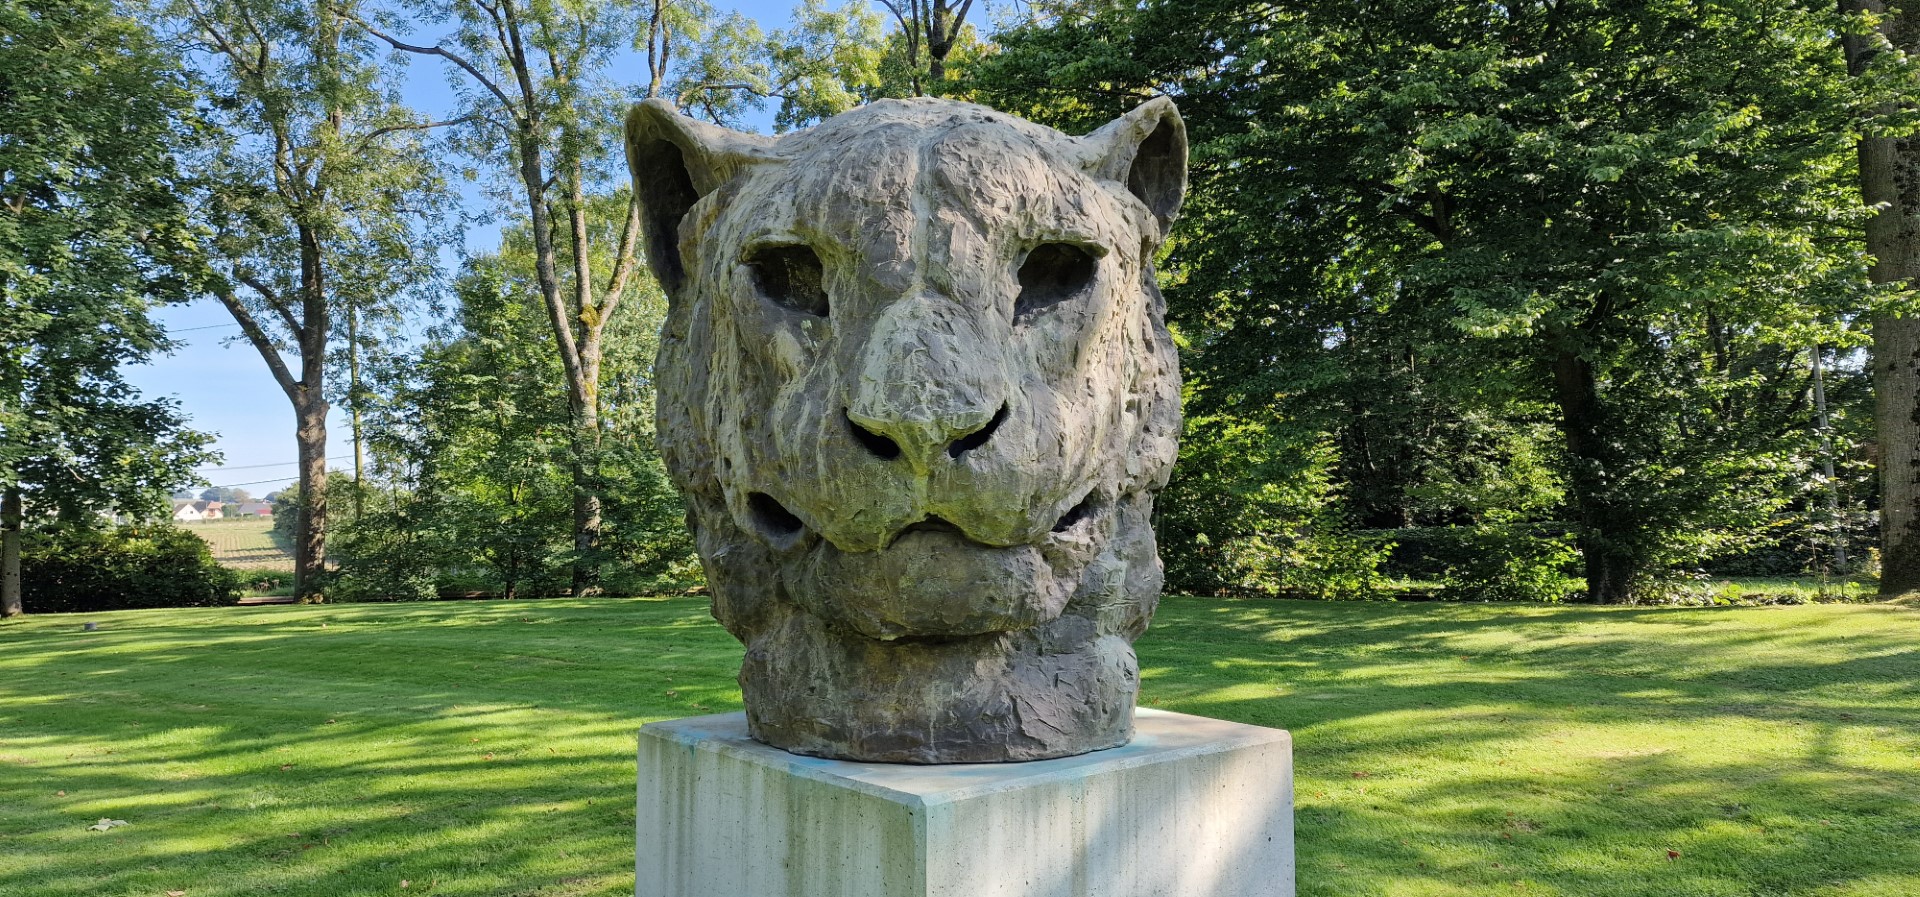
[
  {"xmin": 745, "ymin": 244, "xmax": 829, "ymax": 317},
  {"xmin": 1014, "ymin": 243, "xmax": 1098, "ymax": 323}
]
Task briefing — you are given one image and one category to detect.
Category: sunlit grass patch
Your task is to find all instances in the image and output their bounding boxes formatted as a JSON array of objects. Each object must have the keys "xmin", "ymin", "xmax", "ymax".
[{"xmin": 2, "ymin": 597, "xmax": 1916, "ymax": 896}]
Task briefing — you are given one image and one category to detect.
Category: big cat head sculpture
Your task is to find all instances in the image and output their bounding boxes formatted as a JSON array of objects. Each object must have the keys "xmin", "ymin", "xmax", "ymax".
[{"xmin": 626, "ymin": 96, "xmax": 1186, "ymax": 763}]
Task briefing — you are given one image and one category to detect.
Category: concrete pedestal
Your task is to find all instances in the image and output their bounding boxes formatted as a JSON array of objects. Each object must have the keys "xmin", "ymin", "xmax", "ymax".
[{"xmin": 636, "ymin": 708, "xmax": 1294, "ymax": 897}]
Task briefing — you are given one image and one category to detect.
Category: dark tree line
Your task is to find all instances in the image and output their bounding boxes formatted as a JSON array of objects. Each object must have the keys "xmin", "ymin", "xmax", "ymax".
[{"xmin": 967, "ymin": 0, "xmax": 1912, "ymax": 602}]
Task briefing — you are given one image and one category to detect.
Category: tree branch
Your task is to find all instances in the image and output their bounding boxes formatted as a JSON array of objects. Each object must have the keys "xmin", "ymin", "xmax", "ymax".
[
  {"xmin": 597, "ymin": 187, "xmax": 644, "ymax": 328},
  {"xmin": 344, "ymin": 12, "xmax": 520, "ymax": 116},
  {"xmin": 213, "ymin": 279, "xmax": 301, "ymax": 400},
  {"xmin": 680, "ymin": 81, "xmax": 792, "ymax": 104},
  {"xmin": 353, "ymin": 115, "xmax": 483, "ymax": 151},
  {"xmin": 232, "ymin": 269, "xmax": 303, "ymax": 336}
]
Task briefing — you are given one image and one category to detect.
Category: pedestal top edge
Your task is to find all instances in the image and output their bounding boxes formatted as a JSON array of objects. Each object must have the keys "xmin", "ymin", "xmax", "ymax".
[{"xmin": 638, "ymin": 708, "xmax": 1291, "ymax": 805}]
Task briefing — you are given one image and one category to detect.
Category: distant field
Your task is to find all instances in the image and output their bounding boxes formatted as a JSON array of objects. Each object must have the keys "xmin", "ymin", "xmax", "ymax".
[{"xmin": 186, "ymin": 516, "xmax": 292, "ymax": 570}]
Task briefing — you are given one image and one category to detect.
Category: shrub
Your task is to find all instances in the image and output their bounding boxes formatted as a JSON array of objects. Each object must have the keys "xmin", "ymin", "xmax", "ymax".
[
  {"xmin": 20, "ymin": 523, "xmax": 240, "ymax": 613},
  {"xmin": 238, "ymin": 569, "xmax": 294, "ymax": 594},
  {"xmin": 1436, "ymin": 525, "xmax": 1582, "ymax": 603}
]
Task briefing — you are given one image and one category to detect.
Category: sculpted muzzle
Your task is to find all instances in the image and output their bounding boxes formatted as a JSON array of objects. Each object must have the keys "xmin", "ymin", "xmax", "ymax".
[{"xmin": 627, "ymin": 95, "xmax": 1186, "ymax": 763}]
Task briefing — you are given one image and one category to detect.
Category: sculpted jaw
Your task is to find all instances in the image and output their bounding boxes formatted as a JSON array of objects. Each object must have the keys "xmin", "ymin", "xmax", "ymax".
[{"xmin": 628, "ymin": 96, "xmax": 1187, "ymax": 763}]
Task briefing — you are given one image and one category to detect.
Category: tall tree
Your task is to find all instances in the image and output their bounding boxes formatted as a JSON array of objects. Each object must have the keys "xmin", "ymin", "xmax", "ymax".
[
  {"xmin": 1, "ymin": 0, "xmax": 217, "ymax": 616},
  {"xmin": 970, "ymin": 0, "xmax": 1872, "ymax": 602},
  {"xmin": 331, "ymin": 193, "xmax": 691, "ymax": 601},
  {"xmin": 1842, "ymin": 1, "xmax": 1920, "ymax": 595},
  {"xmin": 358, "ymin": 0, "xmax": 648, "ymax": 593},
  {"xmin": 176, "ymin": 0, "xmax": 446, "ymax": 602}
]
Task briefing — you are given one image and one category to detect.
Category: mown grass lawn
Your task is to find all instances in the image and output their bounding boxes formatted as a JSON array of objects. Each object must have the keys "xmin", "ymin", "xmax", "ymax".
[{"xmin": 1, "ymin": 597, "xmax": 1915, "ymax": 897}]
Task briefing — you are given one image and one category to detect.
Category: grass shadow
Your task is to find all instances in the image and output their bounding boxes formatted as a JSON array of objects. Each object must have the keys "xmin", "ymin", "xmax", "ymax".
[{"xmin": 1, "ymin": 597, "xmax": 1916, "ymax": 896}]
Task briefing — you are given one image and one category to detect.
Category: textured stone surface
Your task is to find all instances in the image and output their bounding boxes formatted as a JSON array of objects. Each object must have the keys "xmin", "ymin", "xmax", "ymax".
[
  {"xmin": 625, "ymin": 96, "xmax": 1187, "ymax": 762},
  {"xmin": 635, "ymin": 709, "xmax": 1296, "ymax": 897}
]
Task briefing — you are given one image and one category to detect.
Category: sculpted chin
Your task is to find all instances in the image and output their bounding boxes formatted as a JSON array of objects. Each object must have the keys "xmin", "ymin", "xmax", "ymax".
[{"xmin": 626, "ymin": 95, "xmax": 1187, "ymax": 763}]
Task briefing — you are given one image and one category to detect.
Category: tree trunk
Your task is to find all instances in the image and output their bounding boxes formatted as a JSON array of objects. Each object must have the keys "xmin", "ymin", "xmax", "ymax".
[
  {"xmin": 293, "ymin": 391, "xmax": 330, "ymax": 602},
  {"xmin": 927, "ymin": 48, "xmax": 947, "ymax": 87},
  {"xmin": 348, "ymin": 303, "xmax": 365, "ymax": 519},
  {"xmin": 924, "ymin": 1, "xmax": 973, "ymax": 91},
  {"xmin": 646, "ymin": 0, "xmax": 668, "ymax": 98},
  {"xmin": 292, "ymin": 211, "xmax": 331, "ymax": 603},
  {"xmin": 570, "ymin": 424, "xmax": 602, "ymax": 596},
  {"xmin": 1812, "ymin": 344, "xmax": 1849, "ymax": 569},
  {"xmin": 566, "ymin": 168, "xmax": 606, "ymax": 596},
  {"xmin": 2, "ymin": 486, "xmax": 22, "ymax": 617},
  {"xmin": 1844, "ymin": 1, "xmax": 1920, "ymax": 595},
  {"xmin": 1875, "ymin": 311, "xmax": 1920, "ymax": 593},
  {"xmin": 1551, "ymin": 345, "xmax": 1637, "ymax": 604},
  {"xmin": 511, "ymin": 128, "xmax": 603, "ymax": 594}
]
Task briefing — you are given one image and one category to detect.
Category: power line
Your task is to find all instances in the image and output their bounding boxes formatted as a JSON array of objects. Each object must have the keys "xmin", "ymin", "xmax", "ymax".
[
  {"xmin": 169, "ymin": 322, "xmax": 242, "ymax": 332},
  {"xmin": 202, "ymin": 475, "xmax": 316, "ymax": 489},
  {"xmin": 194, "ymin": 455, "xmax": 352, "ymax": 473}
]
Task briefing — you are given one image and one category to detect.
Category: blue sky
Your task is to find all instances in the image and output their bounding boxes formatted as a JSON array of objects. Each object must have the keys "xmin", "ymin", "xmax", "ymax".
[{"xmin": 133, "ymin": 0, "xmax": 800, "ymax": 497}]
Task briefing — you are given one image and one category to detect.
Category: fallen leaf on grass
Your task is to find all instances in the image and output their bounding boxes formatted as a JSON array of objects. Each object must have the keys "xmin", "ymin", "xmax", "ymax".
[
  {"xmin": 168, "ymin": 890, "xmax": 186, "ymax": 896},
  {"xmin": 280, "ymin": 764, "xmax": 294, "ymax": 771},
  {"xmin": 400, "ymin": 880, "xmax": 410, "ymax": 889},
  {"xmin": 86, "ymin": 819, "xmax": 129, "ymax": 832},
  {"xmin": 54, "ymin": 790, "xmax": 64, "ymax": 796},
  {"xmin": 1667, "ymin": 849, "xmax": 1682, "ymax": 860}
]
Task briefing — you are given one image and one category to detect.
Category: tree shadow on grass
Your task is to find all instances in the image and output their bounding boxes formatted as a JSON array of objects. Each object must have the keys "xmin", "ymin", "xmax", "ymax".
[
  {"xmin": 0, "ymin": 598, "xmax": 741, "ymax": 897},
  {"xmin": 1141, "ymin": 599, "xmax": 1920, "ymax": 896},
  {"xmin": 1, "ymin": 597, "xmax": 1916, "ymax": 896}
]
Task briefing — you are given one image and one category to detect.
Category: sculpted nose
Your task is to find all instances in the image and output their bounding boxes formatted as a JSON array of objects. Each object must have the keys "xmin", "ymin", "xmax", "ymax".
[{"xmin": 846, "ymin": 296, "xmax": 1009, "ymax": 464}]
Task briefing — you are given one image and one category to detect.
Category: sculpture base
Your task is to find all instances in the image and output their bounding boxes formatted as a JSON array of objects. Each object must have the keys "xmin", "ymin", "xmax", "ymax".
[{"xmin": 635, "ymin": 708, "xmax": 1294, "ymax": 897}]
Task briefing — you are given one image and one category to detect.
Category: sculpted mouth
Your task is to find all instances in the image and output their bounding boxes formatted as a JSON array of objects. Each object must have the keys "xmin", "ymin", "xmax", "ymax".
[
  {"xmin": 749, "ymin": 491, "xmax": 1103, "ymax": 550},
  {"xmin": 899, "ymin": 515, "xmax": 964, "ymax": 537},
  {"xmin": 885, "ymin": 514, "xmax": 994, "ymax": 550},
  {"xmin": 883, "ymin": 494, "xmax": 1102, "ymax": 548}
]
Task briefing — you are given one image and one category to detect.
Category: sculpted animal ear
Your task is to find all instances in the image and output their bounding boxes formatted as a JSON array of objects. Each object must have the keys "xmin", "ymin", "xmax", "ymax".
[
  {"xmin": 1079, "ymin": 96, "xmax": 1188, "ymax": 241},
  {"xmin": 625, "ymin": 98, "xmax": 775, "ymax": 293}
]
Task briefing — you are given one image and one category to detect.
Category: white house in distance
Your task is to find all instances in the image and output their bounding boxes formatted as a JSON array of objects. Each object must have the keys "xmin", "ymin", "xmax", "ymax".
[
  {"xmin": 231, "ymin": 501, "xmax": 273, "ymax": 518},
  {"xmin": 170, "ymin": 500, "xmax": 225, "ymax": 523}
]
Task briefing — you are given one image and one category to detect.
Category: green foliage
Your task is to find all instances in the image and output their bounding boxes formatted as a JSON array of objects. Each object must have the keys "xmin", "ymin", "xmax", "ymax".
[
  {"xmin": 332, "ymin": 201, "xmax": 697, "ymax": 600},
  {"xmin": 767, "ymin": 0, "xmax": 894, "ymax": 130},
  {"xmin": 183, "ymin": 0, "xmax": 449, "ymax": 326},
  {"xmin": 19, "ymin": 523, "xmax": 239, "ymax": 612},
  {"xmin": 660, "ymin": 0, "xmax": 905, "ymax": 131},
  {"xmin": 320, "ymin": 480, "xmax": 436, "ymax": 602},
  {"xmin": 1434, "ymin": 525, "xmax": 1582, "ymax": 603},
  {"xmin": 0, "ymin": 0, "xmax": 215, "ymax": 522},
  {"xmin": 965, "ymin": 0, "xmax": 1878, "ymax": 602},
  {"xmin": 1159, "ymin": 406, "xmax": 1391, "ymax": 598}
]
